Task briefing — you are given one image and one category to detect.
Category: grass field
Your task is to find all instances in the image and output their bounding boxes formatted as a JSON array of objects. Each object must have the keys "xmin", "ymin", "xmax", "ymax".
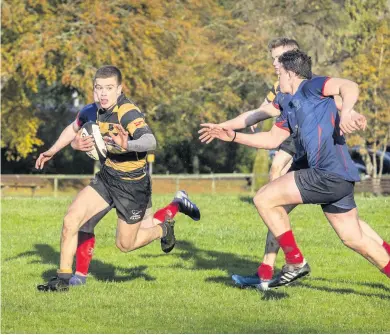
[{"xmin": 2, "ymin": 195, "xmax": 390, "ymax": 333}]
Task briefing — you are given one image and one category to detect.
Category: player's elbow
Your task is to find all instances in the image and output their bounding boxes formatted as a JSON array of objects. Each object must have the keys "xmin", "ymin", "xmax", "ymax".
[{"xmin": 148, "ymin": 135, "xmax": 157, "ymax": 151}]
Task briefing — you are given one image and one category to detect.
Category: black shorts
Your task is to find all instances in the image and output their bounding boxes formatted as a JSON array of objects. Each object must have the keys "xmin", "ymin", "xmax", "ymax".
[
  {"xmin": 90, "ymin": 165, "xmax": 152, "ymax": 224},
  {"xmin": 278, "ymin": 135, "xmax": 296, "ymax": 157},
  {"xmin": 294, "ymin": 168, "xmax": 356, "ymax": 213}
]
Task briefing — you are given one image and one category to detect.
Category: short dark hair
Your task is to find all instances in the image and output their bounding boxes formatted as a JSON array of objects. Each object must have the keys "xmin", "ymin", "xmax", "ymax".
[
  {"xmin": 268, "ymin": 37, "xmax": 300, "ymax": 51},
  {"xmin": 94, "ymin": 65, "xmax": 122, "ymax": 84},
  {"xmin": 278, "ymin": 50, "xmax": 312, "ymax": 79}
]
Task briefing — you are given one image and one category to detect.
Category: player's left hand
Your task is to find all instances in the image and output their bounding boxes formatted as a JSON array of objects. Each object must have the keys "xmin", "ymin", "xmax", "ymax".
[
  {"xmin": 340, "ymin": 110, "xmax": 367, "ymax": 135},
  {"xmin": 106, "ymin": 124, "xmax": 128, "ymax": 149}
]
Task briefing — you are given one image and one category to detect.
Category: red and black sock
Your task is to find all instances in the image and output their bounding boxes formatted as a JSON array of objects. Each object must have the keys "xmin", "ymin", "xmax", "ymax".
[
  {"xmin": 382, "ymin": 260, "xmax": 390, "ymax": 278},
  {"xmin": 257, "ymin": 263, "xmax": 273, "ymax": 281},
  {"xmin": 382, "ymin": 241, "xmax": 390, "ymax": 256},
  {"xmin": 153, "ymin": 203, "xmax": 179, "ymax": 222},
  {"xmin": 75, "ymin": 232, "xmax": 95, "ymax": 276},
  {"xmin": 276, "ymin": 230, "xmax": 304, "ymax": 264}
]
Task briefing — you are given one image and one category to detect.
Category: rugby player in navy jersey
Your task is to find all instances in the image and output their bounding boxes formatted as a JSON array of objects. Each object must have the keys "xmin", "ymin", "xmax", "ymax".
[
  {"xmin": 36, "ymin": 66, "xmax": 200, "ymax": 291},
  {"xmin": 200, "ymin": 37, "xmax": 390, "ymax": 288},
  {"xmin": 200, "ymin": 50, "xmax": 390, "ymax": 289}
]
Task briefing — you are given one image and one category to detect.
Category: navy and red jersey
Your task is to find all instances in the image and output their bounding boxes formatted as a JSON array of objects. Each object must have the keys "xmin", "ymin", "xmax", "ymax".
[
  {"xmin": 274, "ymin": 76, "xmax": 360, "ymax": 182},
  {"xmin": 75, "ymin": 103, "xmax": 98, "ymax": 128}
]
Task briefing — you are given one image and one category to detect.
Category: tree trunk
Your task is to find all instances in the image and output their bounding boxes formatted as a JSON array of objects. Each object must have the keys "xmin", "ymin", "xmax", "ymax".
[{"xmin": 252, "ymin": 149, "xmax": 270, "ymax": 191}]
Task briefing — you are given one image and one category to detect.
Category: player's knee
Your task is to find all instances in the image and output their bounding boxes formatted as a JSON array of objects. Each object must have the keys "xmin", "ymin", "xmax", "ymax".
[
  {"xmin": 269, "ymin": 165, "xmax": 283, "ymax": 182},
  {"xmin": 253, "ymin": 187, "xmax": 269, "ymax": 212},
  {"xmin": 340, "ymin": 236, "xmax": 365, "ymax": 251},
  {"xmin": 115, "ymin": 239, "xmax": 136, "ymax": 253},
  {"xmin": 62, "ymin": 213, "xmax": 83, "ymax": 237}
]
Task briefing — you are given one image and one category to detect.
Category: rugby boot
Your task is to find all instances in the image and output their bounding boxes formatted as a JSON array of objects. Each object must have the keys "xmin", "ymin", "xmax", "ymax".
[
  {"xmin": 37, "ymin": 275, "xmax": 70, "ymax": 292},
  {"xmin": 69, "ymin": 274, "xmax": 87, "ymax": 286},
  {"xmin": 232, "ymin": 273, "xmax": 261, "ymax": 288},
  {"xmin": 160, "ymin": 218, "xmax": 176, "ymax": 253},
  {"xmin": 173, "ymin": 190, "xmax": 201, "ymax": 221},
  {"xmin": 267, "ymin": 261, "xmax": 311, "ymax": 289}
]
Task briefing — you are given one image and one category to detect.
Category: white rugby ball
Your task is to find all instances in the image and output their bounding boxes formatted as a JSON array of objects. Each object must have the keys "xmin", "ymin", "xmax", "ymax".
[{"xmin": 80, "ymin": 122, "xmax": 107, "ymax": 161}]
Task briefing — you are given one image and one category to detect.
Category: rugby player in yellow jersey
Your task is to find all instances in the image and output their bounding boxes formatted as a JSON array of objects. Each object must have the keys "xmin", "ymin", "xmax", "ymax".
[{"xmin": 37, "ymin": 66, "xmax": 200, "ymax": 292}]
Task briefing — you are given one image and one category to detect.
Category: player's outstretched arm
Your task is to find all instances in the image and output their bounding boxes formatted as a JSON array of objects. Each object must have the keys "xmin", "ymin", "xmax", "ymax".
[
  {"xmin": 35, "ymin": 121, "xmax": 81, "ymax": 170},
  {"xmin": 323, "ymin": 78, "xmax": 364, "ymax": 135},
  {"xmin": 199, "ymin": 102, "xmax": 280, "ymax": 143},
  {"xmin": 219, "ymin": 102, "xmax": 280, "ymax": 130},
  {"xmin": 199, "ymin": 124, "xmax": 289, "ymax": 150}
]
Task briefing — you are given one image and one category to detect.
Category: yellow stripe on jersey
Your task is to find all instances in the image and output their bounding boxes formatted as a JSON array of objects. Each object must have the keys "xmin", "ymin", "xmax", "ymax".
[
  {"xmin": 266, "ymin": 81, "xmax": 280, "ymax": 103},
  {"xmin": 105, "ymin": 157, "xmax": 147, "ymax": 175},
  {"xmin": 127, "ymin": 117, "xmax": 147, "ymax": 136},
  {"xmin": 117, "ymin": 103, "xmax": 138, "ymax": 120}
]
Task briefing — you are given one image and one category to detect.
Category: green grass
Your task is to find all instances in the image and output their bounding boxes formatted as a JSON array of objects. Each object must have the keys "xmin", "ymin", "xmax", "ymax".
[{"xmin": 2, "ymin": 195, "xmax": 390, "ymax": 333}]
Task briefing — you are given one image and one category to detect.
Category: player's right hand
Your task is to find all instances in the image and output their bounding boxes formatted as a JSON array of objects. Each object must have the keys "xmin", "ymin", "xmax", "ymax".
[
  {"xmin": 71, "ymin": 131, "xmax": 95, "ymax": 152},
  {"xmin": 35, "ymin": 151, "xmax": 54, "ymax": 170},
  {"xmin": 199, "ymin": 124, "xmax": 235, "ymax": 143}
]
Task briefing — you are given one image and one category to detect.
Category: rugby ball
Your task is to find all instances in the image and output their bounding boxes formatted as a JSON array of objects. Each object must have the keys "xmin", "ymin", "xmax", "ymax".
[{"xmin": 80, "ymin": 122, "xmax": 107, "ymax": 161}]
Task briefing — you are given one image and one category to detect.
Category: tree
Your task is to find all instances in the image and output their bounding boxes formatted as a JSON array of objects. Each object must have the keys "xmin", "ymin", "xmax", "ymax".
[{"xmin": 343, "ymin": 20, "xmax": 390, "ymax": 184}]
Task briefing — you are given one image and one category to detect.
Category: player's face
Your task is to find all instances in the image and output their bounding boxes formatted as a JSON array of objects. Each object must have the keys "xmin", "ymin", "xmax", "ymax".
[
  {"xmin": 271, "ymin": 46, "xmax": 296, "ymax": 75},
  {"xmin": 279, "ymin": 66, "xmax": 293, "ymax": 94},
  {"xmin": 94, "ymin": 77, "xmax": 122, "ymax": 110}
]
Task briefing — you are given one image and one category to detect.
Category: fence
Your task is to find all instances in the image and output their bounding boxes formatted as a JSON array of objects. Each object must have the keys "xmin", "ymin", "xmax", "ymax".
[{"xmin": 1, "ymin": 174, "xmax": 390, "ymax": 197}]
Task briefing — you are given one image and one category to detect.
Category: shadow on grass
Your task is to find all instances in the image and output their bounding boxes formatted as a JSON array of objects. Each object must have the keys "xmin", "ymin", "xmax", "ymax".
[
  {"xmin": 294, "ymin": 277, "xmax": 390, "ymax": 299},
  {"xmin": 239, "ymin": 195, "xmax": 253, "ymax": 205},
  {"xmin": 6, "ymin": 244, "xmax": 156, "ymax": 283},
  {"xmin": 142, "ymin": 239, "xmax": 259, "ymax": 274}
]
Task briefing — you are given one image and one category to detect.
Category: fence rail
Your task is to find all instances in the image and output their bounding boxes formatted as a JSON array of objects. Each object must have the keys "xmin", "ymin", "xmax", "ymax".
[{"xmin": 1, "ymin": 174, "xmax": 390, "ymax": 197}]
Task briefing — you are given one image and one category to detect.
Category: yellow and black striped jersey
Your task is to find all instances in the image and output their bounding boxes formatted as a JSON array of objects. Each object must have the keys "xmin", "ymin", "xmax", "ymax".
[
  {"xmin": 265, "ymin": 80, "xmax": 280, "ymax": 103},
  {"xmin": 97, "ymin": 94, "xmax": 153, "ymax": 179}
]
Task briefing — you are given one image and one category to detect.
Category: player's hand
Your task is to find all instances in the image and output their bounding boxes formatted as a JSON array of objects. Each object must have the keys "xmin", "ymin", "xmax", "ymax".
[
  {"xmin": 107, "ymin": 124, "xmax": 128, "ymax": 149},
  {"xmin": 199, "ymin": 124, "xmax": 235, "ymax": 143},
  {"xmin": 340, "ymin": 110, "xmax": 367, "ymax": 135},
  {"xmin": 198, "ymin": 123, "xmax": 220, "ymax": 143},
  {"xmin": 71, "ymin": 131, "xmax": 95, "ymax": 152},
  {"xmin": 35, "ymin": 151, "xmax": 55, "ymax": 170}
]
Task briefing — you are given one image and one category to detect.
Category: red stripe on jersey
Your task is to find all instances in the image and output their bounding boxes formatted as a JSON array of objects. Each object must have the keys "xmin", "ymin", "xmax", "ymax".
[
  {"xmin": 321, "ymin": 77, "xmax": 331, "ymax": 98},
  {"xmin": 275, "ymin": 121, "xmax": 290, "ymax": 132},
  {"xmin": 338, "ymin": 145, "xmax": 348, "ymax": 171},
  {"xmin": 331, "ymin": 113, "xmax": 335, "ymax": 127},
  {"xmin": 75, "ymin": 112, "xmax": 82, "ymax": 127},
  {"xmin": 272, "ymin": 101, "xmax": 280, "ymax": 110},
  {"xmin": 315, "ymin": 125, "xmax": 322, "ymax": 167}
]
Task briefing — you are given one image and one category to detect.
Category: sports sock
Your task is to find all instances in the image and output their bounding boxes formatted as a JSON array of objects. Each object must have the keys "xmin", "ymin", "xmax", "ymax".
[
  {"xmin": 75, "ymin": 232, "xmax": 95, "ymax": 275},
  {"xmin": 382, "ymin": 241, "xmax": 390, "ymax": 256},
  {"xmin": 257, "ymin": 263, "xmax": 273, "ymax": 281},
  {"xmin": 153, "ymin": 203, "xmax": 179, "ymax": 222},
  {"xmin": 276, "ymin": 230, "xmax": 304, "ymax": 265},
  {"xmin": 382, "ymin": 260, "xmax": 390, "ymax": 278},
  {"xmin": 57, "ymin": 269, "xmax": 72, "ymax": 281}
]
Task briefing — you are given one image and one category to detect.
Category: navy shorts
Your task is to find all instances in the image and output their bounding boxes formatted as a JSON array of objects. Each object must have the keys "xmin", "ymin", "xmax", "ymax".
[
  {"xmin": 294, "ymin": 168, "xmax": 356, "ymax": 213},
  {"xmin": 278, "ymin": 135, "xmax": 296, "ymax": 156}
]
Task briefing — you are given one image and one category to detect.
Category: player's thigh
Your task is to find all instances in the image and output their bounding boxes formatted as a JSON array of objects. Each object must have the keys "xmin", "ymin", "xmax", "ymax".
[
  {"xmin": 255, "ymin": 171, "xmax": 303, "ymax": 207},
  {"xmin": 116, "ymin": 217, "xmax": 142, "ymax": 245},
  {"xmin": 323, "ymin": 207, "xmax": 362, "ymax": 241},
  {"xmin": 139, "ymin": 207, "xmax": 155, "ymax": 228},
  {"xmin": 79, "ymin": 204, "xmax": 114, "ymax": 233},
  {"xmin": 272, "ymin": 149, "xmax": 293, "ymax": 171},
  {"xmin": 65, "ymin": 186, "xmax": 110, "ymax": 226}
]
